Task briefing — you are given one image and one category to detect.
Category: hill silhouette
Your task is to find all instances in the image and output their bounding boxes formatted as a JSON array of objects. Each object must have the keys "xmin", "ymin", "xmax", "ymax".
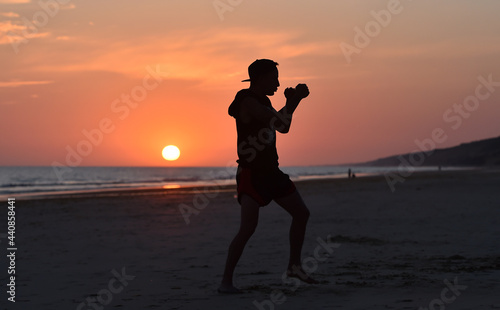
[{"xmin": 358, "ymin": 135, "xmax": 500, "ymax": 167}]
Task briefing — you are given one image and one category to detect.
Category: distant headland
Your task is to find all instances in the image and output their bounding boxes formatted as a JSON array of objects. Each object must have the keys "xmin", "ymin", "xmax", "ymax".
[{"xmin": 356, "ymin": 135, "xmax": 500, "ymax": 167}]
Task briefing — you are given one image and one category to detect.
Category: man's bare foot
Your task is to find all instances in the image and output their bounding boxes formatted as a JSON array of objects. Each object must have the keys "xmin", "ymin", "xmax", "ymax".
[
  {"xmin": 286, "ymin": 266, "xmax": 319, "ymax": 284},
  {"xmin": 218, "ymin": 283, "xmax": 243, "ymax": 294}
]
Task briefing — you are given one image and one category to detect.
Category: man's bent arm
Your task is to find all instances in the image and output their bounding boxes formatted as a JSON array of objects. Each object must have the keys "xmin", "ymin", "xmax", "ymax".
[
  {"xmin": 241, "ymin": 97, "xmax": 301, "ymax": 134},
  {"xmin": 240, "ymin": 83, "xmax": 308, "ymax": 133},
  {"xmin": 274, "ymin": 95, "xmax": 302, "ymax": 133},
  {"xmin": 274, "ymin": 84, "xmax": 309, "ymax": 133}
]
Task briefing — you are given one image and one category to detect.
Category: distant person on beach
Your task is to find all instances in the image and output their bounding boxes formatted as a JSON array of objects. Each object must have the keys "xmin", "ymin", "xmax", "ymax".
[
  {"xmin": 348, "ymin": 168, "xmax": 352, "ymax": 178},
  {"xmin": 219, "ymin": 59, "xmax": 316, "ymax": 293}
]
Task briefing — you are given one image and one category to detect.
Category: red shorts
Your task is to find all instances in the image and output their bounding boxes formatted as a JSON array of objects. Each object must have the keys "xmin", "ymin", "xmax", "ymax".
[{"xmin": 236, "ymin": 166, "xmax": 296, "ymax": 206}]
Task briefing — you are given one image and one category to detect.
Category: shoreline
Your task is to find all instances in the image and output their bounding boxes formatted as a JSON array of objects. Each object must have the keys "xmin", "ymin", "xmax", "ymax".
[
  {"xmin": 1, "ymin": 165, "xmax": 485, "ymax": 201},
  {"xmin": 3, "ymin": 167, "xmax": 494, "ymax": 201}
]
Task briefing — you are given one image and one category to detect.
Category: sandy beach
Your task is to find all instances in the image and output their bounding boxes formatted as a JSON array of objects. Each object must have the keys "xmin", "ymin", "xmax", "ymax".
[{"xmin": 3, "ymin": 169, "xmax": 500, "ymax": 309}]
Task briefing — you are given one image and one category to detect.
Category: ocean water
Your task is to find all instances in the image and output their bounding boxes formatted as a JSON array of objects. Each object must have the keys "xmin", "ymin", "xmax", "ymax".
[{"xmin": 0, "ymin": 165, "xmax": 438, "ymax": 199}]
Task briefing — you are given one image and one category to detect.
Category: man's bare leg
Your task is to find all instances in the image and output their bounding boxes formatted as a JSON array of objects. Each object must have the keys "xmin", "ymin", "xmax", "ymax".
[
  {"xmin": 219, "ymin": 195, "xmax": 260, "ymax": 293},
  {"xmin": 275, "ymin": 190, "xmax": 318, "ymax": 284}
]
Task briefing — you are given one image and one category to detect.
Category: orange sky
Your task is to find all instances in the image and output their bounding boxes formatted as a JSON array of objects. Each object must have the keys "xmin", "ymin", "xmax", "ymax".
[{"xmin": 1, "ymin": 0, "xmax": 500, "ymax": 167}]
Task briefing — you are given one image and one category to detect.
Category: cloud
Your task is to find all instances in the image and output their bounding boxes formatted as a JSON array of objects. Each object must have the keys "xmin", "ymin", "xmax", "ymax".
[
  {"xmin": 0, "ymin": 0, "xmax": 30, "ymax": 3},
  {"xmin": 0, "ymin": 80, "xmax": 54, "ymax": 87},
  {"xmin": 0, "ymin": 1, "xmax": 75, "ymax": 47},
  {"xmin": 0, "ymin": 20, "xmax": 50, "ymax": 46},
  {"xmin": 23, "ymin": 27, "xmax": 338, "ymax": 83},
  {"xmin": 61, "ymin": 3, "xmax": 76, "ymax": 10},
  {"xmin": 0, "ymin": 12, "xmax": 20, "ymax": 17},
  {"xmin": 55, "ymin": 35, "xmax": 72, "ymax": 41},
  {"xmin": 0, "ymin": 21, "xmax": 24, "ymax": 44},
  {"xmin": 0, "ymin": 20, "xmax": 25, "ymax": 32}
]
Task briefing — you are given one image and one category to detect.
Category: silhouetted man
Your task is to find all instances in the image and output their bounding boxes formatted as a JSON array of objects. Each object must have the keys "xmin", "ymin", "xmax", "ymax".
[{"xmin": 219, "ymin": 59, "xmax": 316, "ymax": 294}]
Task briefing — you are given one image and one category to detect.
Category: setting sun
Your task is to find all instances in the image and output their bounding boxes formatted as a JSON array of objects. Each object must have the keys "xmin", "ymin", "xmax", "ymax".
[{"xmin": 162, "ymin": 145, "xmax": 181, "ymax": 161}]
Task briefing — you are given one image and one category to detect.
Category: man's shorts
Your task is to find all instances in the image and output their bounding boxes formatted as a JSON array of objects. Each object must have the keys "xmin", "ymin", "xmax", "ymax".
[{"xmin": 236, "ymin": 166, "xmax": 296, "ymax": 206}]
